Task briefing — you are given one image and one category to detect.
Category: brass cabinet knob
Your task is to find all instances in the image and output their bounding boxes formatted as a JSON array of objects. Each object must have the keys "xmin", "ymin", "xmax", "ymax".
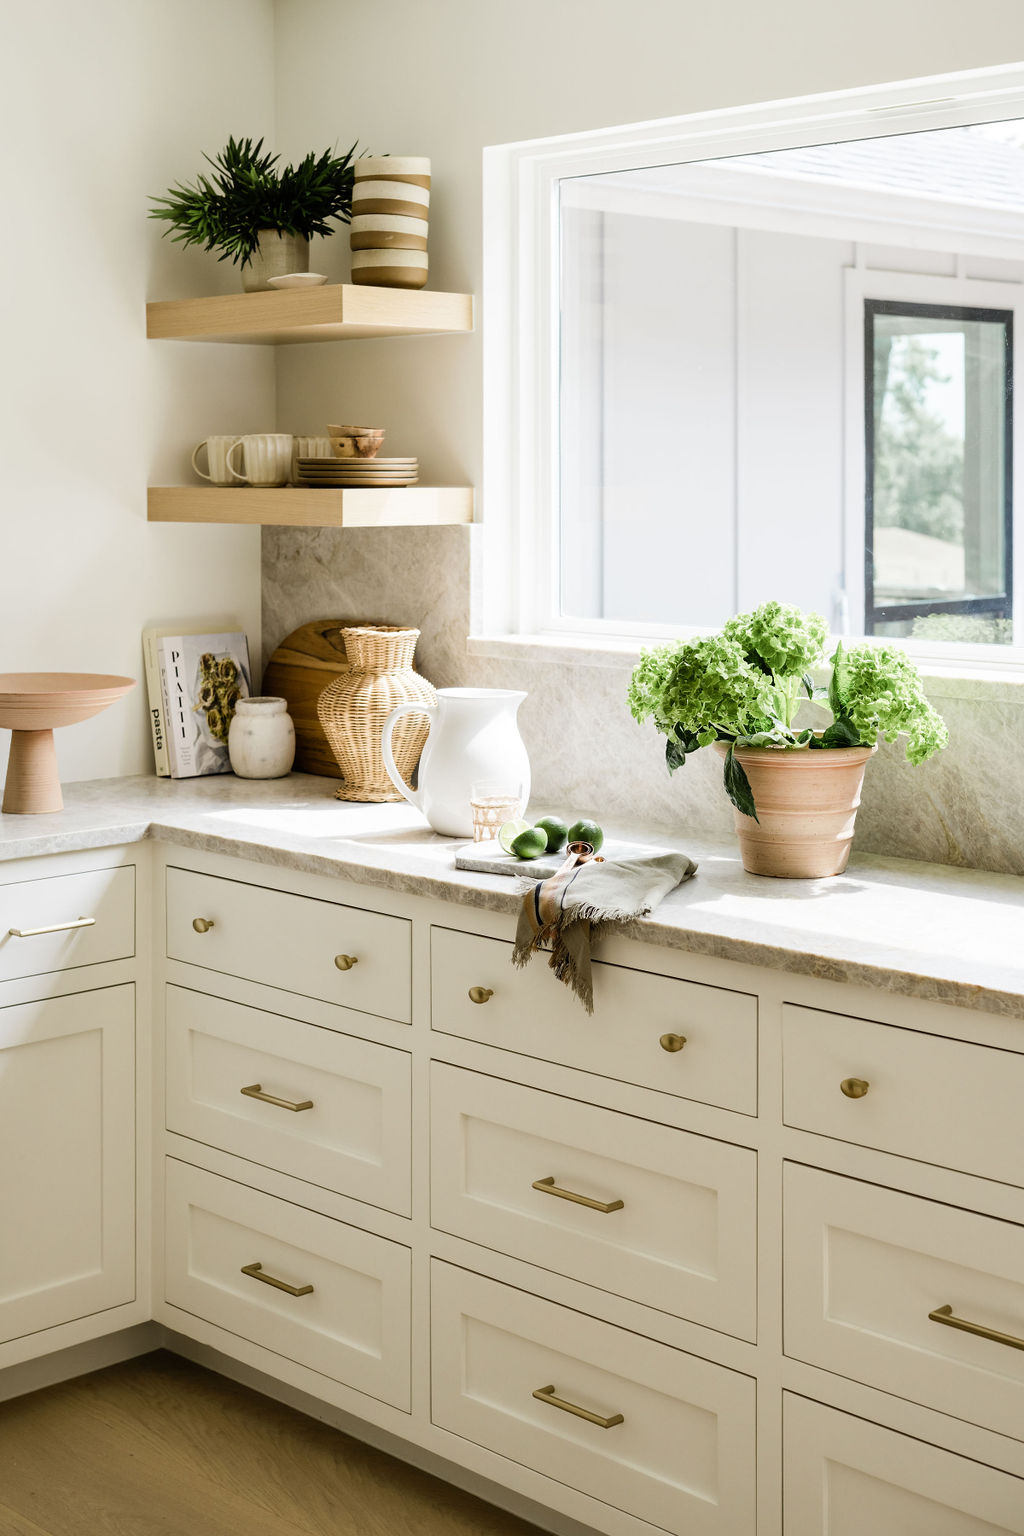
[
  {"xmin": 469, "ymin": 986, "xmax": 494, "ymax": 1005},
  {"xmin": 334, "ymin": 954, "xmax": 359, "ymax": 971},
  {"xmin": 192, "ymin": 917, "xmax": 215, "ymax": 934},
  {"xmin": 659, "ymin": 1033, "xmax": 687, "ymax": 1053},
  {"xmin": 840, "ymin": 1077, "xmax": 870, "ymax": 1099}
]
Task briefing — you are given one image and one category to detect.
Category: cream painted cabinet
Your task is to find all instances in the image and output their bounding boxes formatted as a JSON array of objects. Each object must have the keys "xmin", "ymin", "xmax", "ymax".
[
  {"xmin": 430, "ymin": 1062, "xmax": 758, "ymax": 1337},
  {"xmin": 0, "ymin": 984, "xmax": 135, "ymax": 1344},
  {"xmin": 432, "ymin": 1261, "xmax": 757, "ymax": 1536},
  {"xmin": 784, "ymin": 1395, "xmax": 1024, "ymax": 1533},
  {"xmin": 8, "ymin": 840, "xmax": 1024, "ymax": 1536}
]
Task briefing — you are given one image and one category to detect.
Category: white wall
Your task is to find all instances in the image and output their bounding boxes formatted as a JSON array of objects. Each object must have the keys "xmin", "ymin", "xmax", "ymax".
[{"xmin": 0, "ymin": 0, "xmax": 275, "ymax": 787}]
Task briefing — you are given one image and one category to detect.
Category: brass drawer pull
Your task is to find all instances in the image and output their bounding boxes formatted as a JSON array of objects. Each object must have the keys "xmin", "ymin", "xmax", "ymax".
[
  {"xmin": 532, "ymin": 1384, "xmax": 624, "ymax": 1429},
  {"xmin": 241, "ymin": 1083, "xmax": 314, "ymax": 1113},
  {"xmin": 8, "ymin": 916, "xmax": 96, "ymax": 938},
  {"xmin": 240, "ymin": 1261, "xmax": 314, "ymax": 1297},
  {"xmin": 840, "ymin": 1077, "xmax": 870, "ymax": 1099},
  {"xmin": 334, "ymin": 954, "xmax": 358, "ymax": 971},
  {"xmin": 532, "ymin": 1175, "xmax": 624, "ymax": 1213},
  {"xmin": 928, "ymin": 1304, "xmax": 1024, "ymax": 1353},
  {"xmin": 469, "ymin": 986, "xmax": 494, "ymax": 1004},
  {"xmin": 192, "ymin": 917, "xmax": 215, "ymax": 934},
  {"xmin": 659, "ymin": 1033, "xmax": 687, "ymax": 1053}
]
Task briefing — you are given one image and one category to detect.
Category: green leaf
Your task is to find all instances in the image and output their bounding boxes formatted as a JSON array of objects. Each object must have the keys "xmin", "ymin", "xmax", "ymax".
[
  {"xmin": 801, "ymin": 673, "xmax": 815, "ymax": 699},
  {"xmin": 723, "ymin": 745, "xmax": 759, "ymax": 821},
  {"xmin": 665, "ymin": 736, "xmax": 689, "ymax": 774},
  {"xmin": 743, "ymin": 647, "xmax": 774, "ymax": 680},
  {"xmin": 820, "ymin": 716, "xmax": 862, "ymax": 748},
  {"xmin": 828, "ymin": 641, "xmax": 847, "ymax": 717}
]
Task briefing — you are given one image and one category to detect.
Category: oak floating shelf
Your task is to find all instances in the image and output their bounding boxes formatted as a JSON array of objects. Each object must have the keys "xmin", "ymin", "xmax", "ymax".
[
  {"xmin": 147, "ymin": 486, "xmax": 474, "ymax": 529},
  {"xmin": 146, "ymin": 283, "xmax": 473, "ymax": 344}
]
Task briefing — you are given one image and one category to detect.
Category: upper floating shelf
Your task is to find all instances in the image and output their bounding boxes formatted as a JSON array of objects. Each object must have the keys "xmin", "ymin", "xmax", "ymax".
[{"xmin": 146, "ymin": 283, "xmax": 474, "ymax": 344}]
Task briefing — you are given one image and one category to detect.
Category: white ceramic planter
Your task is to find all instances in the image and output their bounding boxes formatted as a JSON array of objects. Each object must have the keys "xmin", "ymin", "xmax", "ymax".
[{"xmin": 242, "ymin": 231, "xmax": 310, "ymax": 292}]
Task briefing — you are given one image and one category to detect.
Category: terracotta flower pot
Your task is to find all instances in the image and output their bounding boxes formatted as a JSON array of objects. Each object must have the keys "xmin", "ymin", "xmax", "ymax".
[{"xmin": 714, "ymin": 742, "xmax": 876, "ymax": 878}]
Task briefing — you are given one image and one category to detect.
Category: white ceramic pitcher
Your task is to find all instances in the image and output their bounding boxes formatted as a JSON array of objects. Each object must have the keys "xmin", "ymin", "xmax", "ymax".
[{"xmin": 381, "ymin": 687, "xmax": 530, "ymax": 837}]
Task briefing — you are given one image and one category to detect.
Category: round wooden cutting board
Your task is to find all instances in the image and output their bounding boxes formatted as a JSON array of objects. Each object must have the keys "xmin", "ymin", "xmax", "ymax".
[{"xmin": 262, "ymin": 621, "xmax": 356, "ymax": 778}]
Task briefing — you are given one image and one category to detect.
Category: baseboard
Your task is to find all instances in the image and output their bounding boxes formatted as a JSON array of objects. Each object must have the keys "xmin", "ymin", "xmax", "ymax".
[
  {"xmin": 0, "ymin": 1323, "xmax": 163, "ymax": 1404},
  {"xmin": 161, "ymin": 1328, "xmax": 597, "ymax": 1536}
]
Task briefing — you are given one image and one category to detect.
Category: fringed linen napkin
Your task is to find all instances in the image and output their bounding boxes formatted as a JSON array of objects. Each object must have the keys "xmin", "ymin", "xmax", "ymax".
[{"xmin": 512, "ymin": 849, "xmax": 697, "ymax": 1013}]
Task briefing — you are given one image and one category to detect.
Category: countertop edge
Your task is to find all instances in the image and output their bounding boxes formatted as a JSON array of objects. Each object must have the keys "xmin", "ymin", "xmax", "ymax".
[{"xmin": 3, "ymin": 784, "xmax": 1021, "ymax": 1022}]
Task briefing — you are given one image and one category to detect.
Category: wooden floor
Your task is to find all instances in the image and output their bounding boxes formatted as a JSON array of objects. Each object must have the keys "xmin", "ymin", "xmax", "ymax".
[{"xmin": 0, "ymin": 1350, "xmax": 545, "ymax": 1536}]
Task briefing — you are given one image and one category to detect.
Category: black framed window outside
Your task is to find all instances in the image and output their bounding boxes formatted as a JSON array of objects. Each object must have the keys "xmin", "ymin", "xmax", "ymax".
[{"xmin": 865, "ymin": 298, "xmax": 1013, "ymax": 645}]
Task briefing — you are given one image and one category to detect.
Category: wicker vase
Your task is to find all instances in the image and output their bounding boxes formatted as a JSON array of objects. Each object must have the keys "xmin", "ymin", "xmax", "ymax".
[{"xmin": 317, "ymin": 627, "xmax": 436, "ymax": 802}]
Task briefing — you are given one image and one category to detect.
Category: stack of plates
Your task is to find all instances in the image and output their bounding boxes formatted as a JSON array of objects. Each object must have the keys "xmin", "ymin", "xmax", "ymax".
[{"xmin": 296, "ymin": 457, "xmax": 419, "ymax": 488}]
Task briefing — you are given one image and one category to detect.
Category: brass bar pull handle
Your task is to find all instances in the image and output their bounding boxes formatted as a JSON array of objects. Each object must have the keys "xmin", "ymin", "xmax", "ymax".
[
  {"xmin": 469, "ymin": 986, "xmax": 494, "ymax": 1004},
  {"xmin": 928, "ymin": 1304, "xmax": 1024, "ymax": 1353},
  {"xmin": 659, "ymin": 1033, "xmax": 687, "ymax": 1053},
  {"xmin": 532, "ymin": 1176, "xmax": 624, "ymax": 1214},
  {"xmin": 192, "ymin": 917, "xmax": 215, "ymax": 934},
  {"xmin": 8, "ymin": 916, "xmax": 96, "ymax": 938},
  {"xmin": 240, "ymin": 1261, "xmax": 314, "ymax": 1297},
  {"xmin": 840, "ymin": 1077, "xmax": 870, "ymax": 1099},
  {"xmin": 241, "ymin": 1083, "xmax": 314, "ymax": 1113},
  {"xmin": 334, "ymin": 954, "xmax": 358, "ymax": 971},
  {"xmin": 532, "ymin": 1384, "xmax": 624, "ymax": 1429}
]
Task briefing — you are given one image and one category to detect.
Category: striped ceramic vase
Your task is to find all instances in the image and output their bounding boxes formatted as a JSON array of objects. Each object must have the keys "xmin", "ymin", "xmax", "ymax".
[{"xmin": 350, "ymin": 156, "xmax": 430, "ymax": 289}]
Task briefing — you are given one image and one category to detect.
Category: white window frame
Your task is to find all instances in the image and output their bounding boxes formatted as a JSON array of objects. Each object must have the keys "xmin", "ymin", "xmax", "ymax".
[{"xmin": 478, "ymin": 61, "xmax": 1024, "ymax": 675}]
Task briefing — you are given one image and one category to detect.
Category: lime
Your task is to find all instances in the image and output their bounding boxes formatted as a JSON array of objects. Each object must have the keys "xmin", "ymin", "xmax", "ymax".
[
  {"xmin": 534, "ymin": 815, "xmax": 568, "ymax": 852},
  {"xmin": 498, "ymin": 818, "xmax": 532, "ymax": 853},
  {"xmin": 568, "ymin": 818, "xmax": 604, "ymax": 852},
  {"xmin": 510, "ymin": 826, "xmax": 549, "ymax": 860}
]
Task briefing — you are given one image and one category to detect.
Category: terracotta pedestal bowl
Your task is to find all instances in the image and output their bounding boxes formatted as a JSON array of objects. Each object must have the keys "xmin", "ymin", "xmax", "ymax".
[{"xmin": 0, "ymin": 673, "xmax": 136, "ymax": 815}]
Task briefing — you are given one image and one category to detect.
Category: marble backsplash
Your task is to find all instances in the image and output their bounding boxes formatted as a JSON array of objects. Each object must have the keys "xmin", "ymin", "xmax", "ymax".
[{"xmin": 262, "ymin": 524, "xmax": 1024, "ymax": 877}]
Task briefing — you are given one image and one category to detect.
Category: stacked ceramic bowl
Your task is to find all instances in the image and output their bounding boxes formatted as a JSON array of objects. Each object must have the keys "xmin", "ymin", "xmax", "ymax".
[{"xmin": 350, "ymin": 156, "xmax": 430, "ymax": 289}]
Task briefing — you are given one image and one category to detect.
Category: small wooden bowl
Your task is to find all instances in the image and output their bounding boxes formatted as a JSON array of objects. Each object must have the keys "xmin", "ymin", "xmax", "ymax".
[{"xmin": 330, "ymin": 430, "xmax": 385, "ymax": 460}]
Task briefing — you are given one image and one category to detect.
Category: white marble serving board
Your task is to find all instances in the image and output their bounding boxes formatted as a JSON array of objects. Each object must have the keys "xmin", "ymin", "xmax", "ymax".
[{"xmin": 455, "ymin": 836, "xmax": 670, "ymax": 879}]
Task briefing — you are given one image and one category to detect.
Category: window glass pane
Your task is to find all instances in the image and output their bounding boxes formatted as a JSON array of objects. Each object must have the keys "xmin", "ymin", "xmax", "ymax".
[
  {"xmin": 555, "ymin": 121, "xmax": 1022, "ymax": 642},
  {"xmin": 558, "ymin": 196, "xmax": 739, "ymax": 627},
  {"xmin": 867, "ymin": 302, "xmax": 1012, "ymax": 643}
]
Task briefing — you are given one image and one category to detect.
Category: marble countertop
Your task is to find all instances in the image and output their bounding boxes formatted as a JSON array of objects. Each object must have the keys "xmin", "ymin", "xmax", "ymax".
[{"xmin": 3, "ymin": 772, "xmax": 1023, "ymax": 1018}]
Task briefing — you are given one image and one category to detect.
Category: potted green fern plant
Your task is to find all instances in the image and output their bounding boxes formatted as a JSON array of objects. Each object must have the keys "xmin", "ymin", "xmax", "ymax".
[
  {"xmin": 627, "ymin": 601, "xmax": 948, "ymax": 878},
  {"xmin": 150, "ymin": 137, "xmax": 360, "ymax": 290}
]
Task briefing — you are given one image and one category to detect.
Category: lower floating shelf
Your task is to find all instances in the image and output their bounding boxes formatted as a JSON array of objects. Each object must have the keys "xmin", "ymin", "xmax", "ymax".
[{"xmin": 147, "ymin": 486, "xmax": 474, "ymax": 529}]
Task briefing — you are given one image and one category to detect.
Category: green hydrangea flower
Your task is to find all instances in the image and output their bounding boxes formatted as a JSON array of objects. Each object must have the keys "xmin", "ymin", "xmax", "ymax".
[
  {"xmin": 834, "ymin": 643, "xmax": 948, "ymax": 764},
  {"xmin": 724, "ymin": 601, "xmax": 828, "ymax": 680},
  {"xmin": 628, "ymin": 634, "xmax": 776, "ymax": 741}
]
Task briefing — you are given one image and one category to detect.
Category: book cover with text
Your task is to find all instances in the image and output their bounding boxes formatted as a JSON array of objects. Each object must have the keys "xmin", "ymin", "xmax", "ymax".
[{"xmin": 158, "ymin": 632, "xmax": 251, "ymax": 777}]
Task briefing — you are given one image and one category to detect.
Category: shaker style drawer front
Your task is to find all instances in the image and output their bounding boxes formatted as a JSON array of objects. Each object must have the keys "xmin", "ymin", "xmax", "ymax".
[
  {"xmin": 165, "ymin": 987, "xmax": 412, "ymax": 1216},
  {"xmin": 0, "ymin": 865, "xmax": 134, "ymax": 984},
  {"xmin": 0, "ymin": 986, "xmax": 135, "ymax": 1343},
  {"xmin": 431, "ymin": 1064, "xmax": 757, "ymax": 1338},
  {"xmin": 164, "ymin": 1160, "xmax": 411, "ymax": 1410},
  {"xmin": 782, "ymin": 1003, "xmax": 1024, "ymax": 1185},
  {"xmin": 784, "ymin": 1163, "xmax": 1024, "ymax": 1441},
  {"xmin": 784, "ymin": 1394, "xmax": 1024, "ymax": 1535},
  {"xmin": 166, "ymin": 867, "xmax": 412, "ymax": 1024},
  {"xmin": 431, "ymin": 926, "xmax": 757, "ymax": 1115},
  {"xmin": 431, "ymin": 1262, "xmax": 756, "ymax": 1536}
]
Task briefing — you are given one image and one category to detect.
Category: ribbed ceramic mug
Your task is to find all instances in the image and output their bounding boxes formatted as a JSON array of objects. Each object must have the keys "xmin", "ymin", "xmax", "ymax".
[
  {"xmin": 226, "ymin": 434, "xmax": 294, "ymax": 487},
  {"xmin": 291, "ymin": 435, "xmax": 332, "ymax": 482},
  {"xmin": 192, "ymin": 436, "xmax": 243, "ymax": 486}
]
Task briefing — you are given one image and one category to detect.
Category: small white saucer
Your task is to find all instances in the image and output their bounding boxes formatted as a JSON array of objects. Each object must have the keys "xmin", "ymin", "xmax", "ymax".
[{"xmin": 266, "ymin": 272, "xmax": 329, "ymax": 289}]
